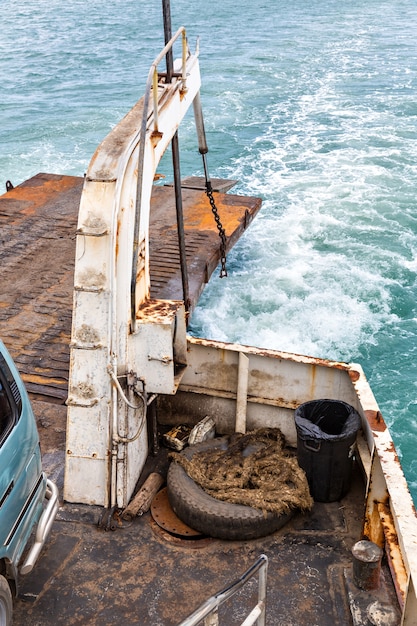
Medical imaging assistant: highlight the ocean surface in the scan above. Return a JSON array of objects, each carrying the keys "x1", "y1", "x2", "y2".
[{"x1": 1, "y1": 0, "x2": 417, "y2": 503}]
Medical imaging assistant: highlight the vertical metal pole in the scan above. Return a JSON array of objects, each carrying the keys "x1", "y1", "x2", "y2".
[
  {"x1": 162, "y1": 0, "x2": 190, "y2": 311},
  {"x1": 171, "y1": 134, "x2": 190, "y2": 310},
  {"x1": 193, "y1": 91, "x2": 209, "y2": 155},
  {"x1": 147, "y1": 398, "x2": 159, "y2": 457},
  {"x1": 162, "y1": 0, "x2": 174, "y2": 84},
  {"x1": 235, "y1": 352, "x2": 249, "y2": 434},
  {"x1": 257, "y1": 557, "x2": 268, "y2": 626}
]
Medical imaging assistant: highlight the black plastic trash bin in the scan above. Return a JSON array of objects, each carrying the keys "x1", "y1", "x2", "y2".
[{"x1": 295, "y1": 399, "x2": 361, "y2": 502}]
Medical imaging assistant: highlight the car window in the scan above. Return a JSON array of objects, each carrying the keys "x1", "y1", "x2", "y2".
[
  {"x1": 0, "y1": 353, "x2": 21, "y2": 446},
  {"x1": 0, "y1": 377, "x2": 15, "y2": 445}
]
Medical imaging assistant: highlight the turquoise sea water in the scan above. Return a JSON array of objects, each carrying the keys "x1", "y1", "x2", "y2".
[{"x1": 1, "y1": 0, "x2": 417, "y2": 503}]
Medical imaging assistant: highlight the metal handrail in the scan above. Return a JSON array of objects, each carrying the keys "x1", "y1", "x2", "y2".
[
  {"x1": 131, "y1": 27, "x2": 189, "y2": 331},
  {"x1": 177, "y1": 554, "x2": 268, "y2": 626}
]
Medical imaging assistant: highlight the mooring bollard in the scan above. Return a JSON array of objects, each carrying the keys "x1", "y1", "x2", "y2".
[{"x1": 351, "y1": 540, "x2": 383, "y2": 591}]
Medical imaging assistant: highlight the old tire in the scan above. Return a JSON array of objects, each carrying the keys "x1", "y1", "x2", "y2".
[
  {"x1": 167, "y1": 437, "x2": 293, "y2": 540},
  {"x1": 0, "y1": 576, "x2": 12, "y2": 626}
]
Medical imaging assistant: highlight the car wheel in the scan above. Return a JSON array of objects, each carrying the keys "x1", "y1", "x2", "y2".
[{"x1": 0, "y1": 575, "x2": 12, "y2": 626}]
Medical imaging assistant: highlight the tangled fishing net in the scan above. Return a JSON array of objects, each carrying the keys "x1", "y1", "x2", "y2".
[{"x1": 170, "y1": 428, "x2": 313, "y2": 516}]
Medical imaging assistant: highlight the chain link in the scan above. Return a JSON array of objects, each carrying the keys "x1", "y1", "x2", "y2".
[{"x1": 205, "y1": 181, "x2": 228, "y2": 278}]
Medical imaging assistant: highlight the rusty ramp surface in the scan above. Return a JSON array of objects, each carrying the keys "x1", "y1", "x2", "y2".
[
  {"x1": 0, "y1": 174, "x2": 81, "y2": 403},
  {"x1": 0, "y1": 173, "x2": 261, "y2": 403},
  {"x1": 149, "y1": 180, "x2": 261, "y2": 308}
]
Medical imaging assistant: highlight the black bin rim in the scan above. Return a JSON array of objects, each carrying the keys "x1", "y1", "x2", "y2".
[{"x1": 295, "y1": 398, "x2": 361, "y2": 442}]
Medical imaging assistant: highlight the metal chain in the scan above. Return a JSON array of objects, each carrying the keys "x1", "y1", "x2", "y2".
[
  {"x1": 205, "y1": 180, "x2": 228, "y2": 278},
  {"x1": 206, "y1": 183, "x2": 227, "y2": 277},
  {"x1": 200, "y1": 149, "x2": 227, "y2": 278}
]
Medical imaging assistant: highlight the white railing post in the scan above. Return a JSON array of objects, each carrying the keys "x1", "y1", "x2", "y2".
[
  {"x1": 204, "y1": 609, "x2": 219, "y2": 626},
  {"x1": 177, "y1": 554, "x2": 268, "y2": 626}
]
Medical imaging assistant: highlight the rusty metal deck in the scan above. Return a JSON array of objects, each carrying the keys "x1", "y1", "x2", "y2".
[
  {"x1": 10, "y1": 447, "x2": 399, "y2": 626},
  {"x1": 0, "y1": 173, "x2": 261, "y2": 403}
]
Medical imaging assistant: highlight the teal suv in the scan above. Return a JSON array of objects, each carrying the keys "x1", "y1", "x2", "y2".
[{"x1": 0, "y1": 340, "x2": 58, "y2": 625}]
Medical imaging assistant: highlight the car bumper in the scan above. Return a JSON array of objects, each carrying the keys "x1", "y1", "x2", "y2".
[{"x1": 20, "y1": 479, "x2": 59, "y2": 575}]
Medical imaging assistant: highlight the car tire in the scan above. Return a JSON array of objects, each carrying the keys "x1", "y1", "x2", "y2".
[
  {"x1": 0, "y1": 575, "x2": 12, "y2": 626},
  {"x1": 167, "y1": 437, "x2": 293, "y2": 541}
]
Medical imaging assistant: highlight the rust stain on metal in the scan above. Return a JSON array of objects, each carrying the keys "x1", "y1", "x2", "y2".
[
  {"x1": 364, "y1": 409, "x2": 387, "y2": 433},
  {"x1": 116, "y1": 216, "x2": 123, "y2": 257},
  {"x1": 150, "y1": 487, "x2": 204, "y2": 539},
  {"x1": 149, "y1": 516, "x2": 213, "y2": 550},
  {"x1": 275, "y1": 397, "x2": 299, "y2": 409},
  {"x1": 378, "y1": 501, "x2": 407, "y2": 607},
  {"x1": 308, "y1": 356, "x2": 348, "y2": 370},
  {"x1": 363, "y1": 496, "x2": 388, "y2": 548},
  {"x1": 384, "y1": 440, "x2": 401, "y2": 463},
  {"x1": 150, "y1": 130, "x2": 163, "y2": 147},
  {"x1": 309, "y1": 364, "x2": 317, "y2": 398},
  {"x1": 253, "y1": 348, "x2": 349, "y2": 372},
  {"x1": 1, "y1": 174, "x2": 83, "y2": 216},
  {"x1": 348, "y1": 368, "x2": 361, "y2": 382},
  {"x1": 136, "y1": 298, "x2": 180, "y2": 323},
  {"x1": 190, "y1": 337, "x2": 351, "y2": 373},
  {"x1": 23, "y1": 373, "x2": 67, "y2": 386}
]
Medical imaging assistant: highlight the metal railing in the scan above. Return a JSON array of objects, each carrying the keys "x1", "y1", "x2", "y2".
[
  {"x1": 177, "y1": 554, "x2": 268, "y2": 626},
  {"x1": 131, "y1": 26, "x2": 191, "y2": 331}
]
